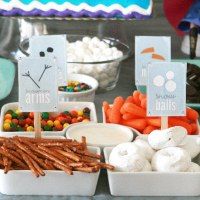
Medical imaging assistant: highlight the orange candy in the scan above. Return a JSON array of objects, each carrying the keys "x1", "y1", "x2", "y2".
[{"x1": 4, "y1": 114, "x2": 12, "y2": 120}]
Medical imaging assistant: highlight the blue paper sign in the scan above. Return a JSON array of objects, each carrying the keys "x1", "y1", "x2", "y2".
[
  {"x1": 18, "y1": 57, "x2": 58, "y2": 112},
  {"x1": 30, "y1": 35, "x2": 67, "y2": 86},
  {"x1": 147, "y1": 62, "x2": 186, "y2": 116},
  {"x1": 135, "y1": 36, "x2": 171, "y2": 86}
]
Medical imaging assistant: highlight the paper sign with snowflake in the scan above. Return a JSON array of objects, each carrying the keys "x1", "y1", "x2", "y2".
[
  {"x1": 18, "y1": 57, "x2": 58, "y2": 112},
  {"x1": 29, "y1": 35, "x2": 67, "y2": 86},
  {"x1": 135, "y1": 36, "x2": 171, "y2": 86},
  {"x1": 147, "y1": 62, "x2": 186, "y2": 116}
]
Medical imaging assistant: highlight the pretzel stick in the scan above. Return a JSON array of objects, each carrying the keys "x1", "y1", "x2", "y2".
[
  {"x1": 3, "y1": 156, "x2": 9, "y2": 173},
  {"x1": 52, "y1": 162, "x2": 73, "y2": 175},
  {"x1": 17, "y1": 137, "x2": 72, "y2": 143},
  {"x1": 23, "y1": 142, "x2": 72, "y2": 173},
  {"x1": 55, "y1": 149, "x2": 80, "y2": 162},
  {"x1": 81, "y1": 136, "x2": 87, "y2": 150},
  {"x1": 74, "y1": 166, "x2": 99, "y2": 173},
  {"x1": 68, "y1": 162, "x2": 84, "y2": 167},
  {"x1": 29, "y1": 157, "x2": 45, "y2": 176},
  {"x1": 8, "y1": 150, "x2": 22, "y2": 160},
  {"x1": 44, "y1": 160, "x2": 55, "y2": 170},
  {"x1": 98, "y1": 162, "x2": 115, "y2": 170},
  {"x1": 12, "y1": 139, "x2": 50, "y2": 170},
  {"x1": 17, "y1": 149, "x2": 39, "y2": 177},
  {"x1": 0, "y1": 148, "x2": 27, "y2": 169},
  {"x1": 40, "y1": 142, "x2": 65, "y2": 147},
  {"x1": 37, "y1": 145, "x2": 71, "y2": 165},
  {"x1": 71, "y1": 148, "x2": 102, "y2": 159}
]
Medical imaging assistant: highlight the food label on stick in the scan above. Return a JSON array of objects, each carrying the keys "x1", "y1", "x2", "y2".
[
  {"x1": 18, "y1": 57, "x2": 58, "y2": 112},
  {"x1": 135, "y1": 36, "x2": 171, "y2": 86},
  {"x1": 30, "y1": 35, "x2": 67, "y2": 86},
  {"x1": 147, "y1": 62, "x2": 186, "y2": 116}
]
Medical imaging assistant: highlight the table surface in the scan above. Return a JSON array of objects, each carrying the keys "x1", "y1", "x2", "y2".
[{"x1": 0, "y1": 2, "x2": 199, "y2": 199}]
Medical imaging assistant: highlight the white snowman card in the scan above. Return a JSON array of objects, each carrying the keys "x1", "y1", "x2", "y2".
[
  {"x1": 147, "y1": 62, "x2": 186, "y2": 116},
  {"x1": 29, "y1": 35, "x2": 67, "y2": 86},
  {"x1": 18, "y1": 57, "x2": 58, "y2": 112},
  {"x1": 135, "y1": 36, "x2": 171, "y2": 86}
]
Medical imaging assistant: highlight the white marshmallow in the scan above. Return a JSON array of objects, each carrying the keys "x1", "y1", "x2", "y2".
[
  {"x1": 109, "y1": 143, "x2": 152, "y2": 172},
  {"x1": 187, "y1": 162, "x2": 200, "y2": 172},
  {"x1": 179, "y1": 136, "x2": 200, "y2": 159},
  {"x1": 151, "y1": 147, "x2": 191, "y2": 172},
  {"x1": 134, "y1": 139, "x2": 155, "y2": 161},
  {"x1": 148, "y1": 126, "x2": 187, "y2": 150},
  {"x1": 82, "y1": 36, "x2": 92, "y2": 44}
]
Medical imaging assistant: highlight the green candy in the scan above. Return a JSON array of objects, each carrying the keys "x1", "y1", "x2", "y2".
[
  {"x1": 11, "y1": 112, "x2": 18, "y2": 119},
  {"x1": 44, "y1": 125, "x2": 52, "y2": 131},
  {"x1": 17, "y1": 126, "x2": 24, "y2": 132},
  {"x1": 6, "y1": 110, "x2": 14, "y2": 115},
  {"x1": 42, "y1": 112, "x2": 49, "y2": 120},
  {"x1": 63, "y1": 111, "x2": 70, "y2": 116},
  {"x1": 10, "y1": 122, "x2": 17, "y2": 131}
]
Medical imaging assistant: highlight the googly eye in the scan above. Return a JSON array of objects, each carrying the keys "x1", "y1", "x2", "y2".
[
  {"x1": 39, "y1": 51, "x2": 45, "y2": 57},
  {"x1": 47, "y1": 47, "x2": 53, "y2": 53}
]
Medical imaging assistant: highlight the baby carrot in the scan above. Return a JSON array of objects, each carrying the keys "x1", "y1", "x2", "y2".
[
  {"x1": 109, "y1": 96, "x2": 124, "y2": 124},
  {"x1": 123, "y1": 103, "x2": 146, "y2": 118},
  {"x1": 103, "y1": 101, "x2": 110, "y2": 113},
  {"x1": 120, "y1": 106, "x2": 126, "y2": 115},
  {"x1": 146, "y1": 117, "x2": 161, "y2": 127},
  {"x1": 122, "y1": 119, "x2": 147, "y2": 132},
  {"x1": 168, "y1": 118, "x2": 192, "y2": 134},
  {"x1": 141, "y1": 98, "x2": 147, "y2": 109},
  {"x1": 139, "y1": 93, "x2": 146, "y2": 101},
  {"x1": 143, "y1": 125, "x2": 157, "y2": 134},
  {"x1": 190, "y1": 123, "x2": 198, "y2": 135},
  {"x1": 186, "y1": 108, "x2": 199, "y2": 121},
  {"x1": 132, "y1": 91, "x2": 141, "y2": 106},
  {"x1": 125, "y1": 96, "x2": 134, "y2": 104},
  {"x1": 106, "y1": 108, "x2": 111, "y2": 123},
  {"x1": 122, "y1": 113, "x2": 138, "y2": 120}
]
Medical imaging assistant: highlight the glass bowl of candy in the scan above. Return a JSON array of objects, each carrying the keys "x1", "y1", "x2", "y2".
[
  {"x1": 19, "y1": 34, "x2": 131, "y2": 92},
  {"x1": 58, "y1": 73, "x2": 98, "y2": 102}
]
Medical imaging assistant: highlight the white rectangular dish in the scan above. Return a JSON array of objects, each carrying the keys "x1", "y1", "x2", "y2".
[
  {"x1": 0, "y1": 102, "x2": 97, "y2": 137},
  {"x1": 104, "y1": 147, "x2": 200, "y2": 196},
  {"x1": 0, "y1": 145, "x2": 100, "y2": 196}
]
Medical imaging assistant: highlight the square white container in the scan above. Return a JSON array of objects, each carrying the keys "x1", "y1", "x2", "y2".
[
  {"x1": 0, "y1": 146, "x2": 100, "y2": 196},
  {"x1": 0, "y1": 102, "x2": 97, "y2": 137},
  {"x1": 104, "y1": 147, "x2": 200, "y2": 196}
]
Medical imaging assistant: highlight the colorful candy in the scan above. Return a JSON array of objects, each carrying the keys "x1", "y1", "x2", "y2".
[
  {"x1": 3, "y1": 107, "x2": 91, "y2": 132},
  {"x1": 103, "y1": 90, "x2": 199, "y2": 135},
  {"x1": 58, "y1": 81, "x2": 91, "y2": 93}
]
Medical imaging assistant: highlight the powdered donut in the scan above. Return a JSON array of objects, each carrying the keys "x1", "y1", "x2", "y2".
[
  {"x1": 109, "y1": 142, "x2": 152, "y2": 172},
  {"x1": 151, "y1": 147, "x2": 191, "y2": 172},
  {"x1": 187, "y1": 162, "x2": 200, "y2": 172},
  {"x1": 148, "y1": 126, "x2": 187, "y2": 150},
  {"x1": 179, "y1": 136, "x2": 200, "y2": 159},
  {"x1": 134, "y1": 139, "x2": 155, "y2": 161}
]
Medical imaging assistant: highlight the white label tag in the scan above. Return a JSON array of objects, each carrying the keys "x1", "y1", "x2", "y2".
[
  {"x1": 18, "y1": 57, "x2": 58, "y2": 112},
  {"x1": 30, "y1": 34, "x2": 67, "y2": 86},
  {"x1": 147, "y1": 62, "x2": 186, "y2": 116}
]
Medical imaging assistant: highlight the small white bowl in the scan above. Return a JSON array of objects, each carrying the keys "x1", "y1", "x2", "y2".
[
  {"x1": 58, "y1": 73, "x2": 98, "y2": 102},
  {"x1": 66, "y1": 122, "x2": 134, "y2": 148}
]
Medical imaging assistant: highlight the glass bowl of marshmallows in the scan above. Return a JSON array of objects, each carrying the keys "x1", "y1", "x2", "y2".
[{"x1": 19, "y1": 34, "x2": 131, "y2": 92}]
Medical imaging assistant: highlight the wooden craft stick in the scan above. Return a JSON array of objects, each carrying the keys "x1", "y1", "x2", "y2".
[
  {"x1": 161, "y1": 116, "x2": 168, "y2": 130},
  {"x1": 34, "y1": 112, "x2": 41, "y2": 138}
]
